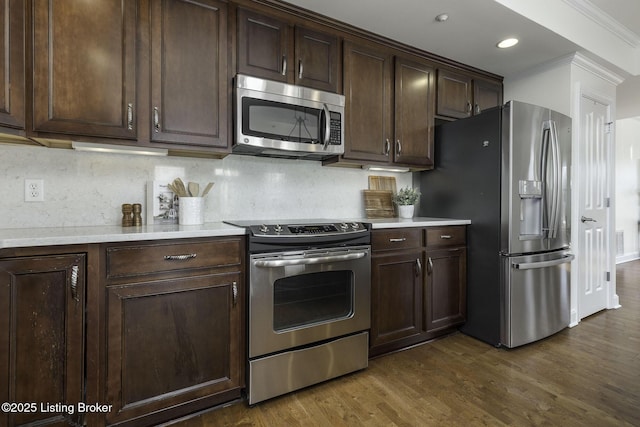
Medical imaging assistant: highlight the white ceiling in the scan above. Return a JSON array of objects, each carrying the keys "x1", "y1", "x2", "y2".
[{"x1": 283, "y1": 0, "x2": 640, "y2": 78}]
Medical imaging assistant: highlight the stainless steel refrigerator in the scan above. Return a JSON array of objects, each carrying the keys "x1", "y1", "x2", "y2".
[{"x1": 421, "y1": 101, "x2": 573, "y2": 348}]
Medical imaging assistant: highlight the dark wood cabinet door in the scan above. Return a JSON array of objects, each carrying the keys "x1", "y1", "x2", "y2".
[
  {"x1": 394, "y1": 57, "x2": 435, "y2": 167},
  {"x1": 150, "y1": 0, "x2": 228, "y2": 148},
  {"x1": 343, "y1": 41, "x2": 393, "y2": 163},
  {"x1": 237, "y1": 8, "x2": 291, "y2": 83},
  {"x1": 105, "y1": 273, "x2": 242, "y2": 425},
  {"x1": 436, "y1": 69, "x2": 472, "y2": 119},
  {"x1": 425, "y1": 247, "x2": 467, "y2": 333},
  {"x1": 294, "y1": 26, "x2": 339, "y2": 92},
  {"x1": 31, "y1": 0, "x2": 136, "y2": 139},
  {"x1": 473, "y1": 78, "x2": 503, "y2": 115},
  {"x1": 0, "y1": 0, "x2": 24, "y2": 130},
  {"x1": 0, "y1": 254, "x2": 85, "y2": 427},
  {"x1": 370, "y1": 250, "x2": 424, "y2": 350}
]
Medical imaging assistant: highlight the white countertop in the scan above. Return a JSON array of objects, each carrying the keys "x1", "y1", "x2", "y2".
[
  {"x1": 0, "y1": 217, "x2": 470, "y2": 249},
  {"x1": 0, "y1": 222, "x2": 246, "y2": 249},
  {"x1": 364, "y1": 217, "x2": 471, "y2": 229}
]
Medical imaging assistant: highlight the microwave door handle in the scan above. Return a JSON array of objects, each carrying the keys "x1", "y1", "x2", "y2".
[{"x1": 322, "y1": 103, "x2": 331, "y2": 149}]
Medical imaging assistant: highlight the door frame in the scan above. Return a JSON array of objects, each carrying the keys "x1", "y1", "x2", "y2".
[{"x1": 570, "y1": 82, "x2": 620, "y2": 326}]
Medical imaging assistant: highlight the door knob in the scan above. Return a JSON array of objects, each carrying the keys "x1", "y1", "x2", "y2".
[{"x1": 581, "y1": 215, "x2": 596, "y2": 223}]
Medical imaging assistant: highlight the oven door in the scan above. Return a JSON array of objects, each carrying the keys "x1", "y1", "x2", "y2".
[{"x1": 249, "y1": 245, "x2": 371, "y2": 358}]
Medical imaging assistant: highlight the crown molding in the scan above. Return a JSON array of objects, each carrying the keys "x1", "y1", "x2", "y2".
[
  {"x1": 562, "y1": 0, "x2": 640, "y2": 48},
  {"x1": 571, "y1": 52, "x2": 626, "y2": 85}
]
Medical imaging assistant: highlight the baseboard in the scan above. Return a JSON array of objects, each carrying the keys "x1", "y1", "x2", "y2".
[{"x1": 616, "y1": 252, "x2": 639, "y2": 264}]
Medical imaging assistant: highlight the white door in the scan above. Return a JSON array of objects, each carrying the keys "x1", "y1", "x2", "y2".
[{"x1": 577, "y1": 94, "x2": 611, "y2": 318}]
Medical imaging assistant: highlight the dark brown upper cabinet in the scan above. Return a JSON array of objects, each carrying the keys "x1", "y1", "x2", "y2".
[
  {"x1": 437, "y1": 68, "x2": 503, "y2": 119},
  {"x1": 237, "y1": 8, "x2": 339, "y2": 92},
  {"x1": 31, "y1": 0, "x2": 137, "y2": 139},
  {"x1": 148, "y1": 0, "x2": 228, "y2": 149},
  {"x1": 0, "y1": 0, "x2": 25, "y2": 132},
  {"x1": 341, "y1": 40, "x2": 435, "y2": 169}
]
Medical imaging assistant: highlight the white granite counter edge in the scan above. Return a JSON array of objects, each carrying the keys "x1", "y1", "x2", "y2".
[
  {"x1": 364, "y1": 217, "x2": 471, "y2": 229},
  {"x1": 0, "y1": 217, "x2": 470, "y2": 249},
  {"x1": 0, "y1": 222, "x2": 247, "y2": 249}
]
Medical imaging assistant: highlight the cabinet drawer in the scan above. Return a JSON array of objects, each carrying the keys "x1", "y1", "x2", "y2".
[
  {"x1": 425, "y1": 226, "x2": 466, "y2": 247},
  {"x1": 106, "y1": 238, "x2": 242, "y2": 279},
  {"x1": 372, "y1": 228, "x2": 423, "y2": 251}
]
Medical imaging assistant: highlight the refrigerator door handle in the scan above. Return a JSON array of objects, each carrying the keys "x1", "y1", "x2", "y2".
[
  {"x1": 541, "y1": 120, "x2": 562, "y2": 239},
  {"x1": 512, "y1": 254, "x2": 574, "y2": 270}
]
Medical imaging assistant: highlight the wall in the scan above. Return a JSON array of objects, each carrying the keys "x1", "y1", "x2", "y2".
[
  {"x1": 0, "y1": 143, "x2": 412, "y2": 229},
  {"x1": 615, "y1": 118, "x2": 640, "y2": 261},
  {"x1": 614, "y1": 75, "x2": 640, "y2": 262}
]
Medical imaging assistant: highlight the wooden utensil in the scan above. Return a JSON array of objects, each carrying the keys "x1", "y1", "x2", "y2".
[
  {"x1": 173, "y1": 178, "x2": 188, "y2": 197},
  {"x1": 201, "y1": 182, "x2": 215, "y2": 197},
  {"x1": 188, "y1": 182, "x2": 200, "y2": 197}
]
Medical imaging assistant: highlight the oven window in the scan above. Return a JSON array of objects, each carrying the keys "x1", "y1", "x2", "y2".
[
  {"x1": 242, "y1": 98, "x2": 321, "y2": 143},
  {"x1": 273, "y1": 270, "x2": 353, "y2": 331}
]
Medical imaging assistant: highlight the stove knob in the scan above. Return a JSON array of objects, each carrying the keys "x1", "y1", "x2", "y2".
[
  {"x1": 340, "y1": 222, "x2": 349, "y2": 230},
  {"x1": 351, "y1": 222, "x2": 360, "y2": 229},
  {"x1": 274, "y1": 224, "x2": 283, "y2": 233},
  {"x1": 259, "y1": 224, "x2": 269, "y2": 233}
]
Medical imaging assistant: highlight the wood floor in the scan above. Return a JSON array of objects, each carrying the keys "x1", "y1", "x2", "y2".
[{"x1": 168, "y1": 261, "x2": 640, "y2": 426}]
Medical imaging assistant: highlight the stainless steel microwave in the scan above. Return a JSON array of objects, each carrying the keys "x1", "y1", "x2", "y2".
[{"x1": 234, "y1": 74, "x2": 345, "y2": 160}]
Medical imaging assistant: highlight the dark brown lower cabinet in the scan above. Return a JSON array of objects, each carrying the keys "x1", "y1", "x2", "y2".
[
  {"x1": 105, "y1": 273, "x2": 242, "y2": 426},
  {"x1": 370, "y1": 250, "x2": 424, "y2": 353},
  {"x1": 0, "y1": 253, "x2": 86, "y2": 427},
  {"x1": 101, "y1": 237, "x2": 245, "y2": 426},
  {"x1": 425, "y1": 246, "x2": 467, "y2": 334},
  {"x1": 370, "y1": 226, "x2": 467, "y2": 357}
]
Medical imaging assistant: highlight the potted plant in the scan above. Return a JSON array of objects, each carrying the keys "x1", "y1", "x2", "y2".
[{"x1": 392, "y1": 187, "x2": 420, "y2": 218}]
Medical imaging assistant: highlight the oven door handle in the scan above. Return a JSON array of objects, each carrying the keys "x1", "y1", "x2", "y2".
[{"x1": 254, "y1": 250, "x2": 367, "y2": 268}]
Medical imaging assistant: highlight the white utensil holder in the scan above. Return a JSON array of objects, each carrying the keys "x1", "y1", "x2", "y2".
[{"x1": 179, "y1": 197, "x2": 204, "y2": 225}]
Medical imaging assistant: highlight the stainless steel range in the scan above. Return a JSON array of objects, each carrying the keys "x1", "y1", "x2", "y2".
[{"x1": 224, "y1": 220, "x2": 371, "y2": 405}]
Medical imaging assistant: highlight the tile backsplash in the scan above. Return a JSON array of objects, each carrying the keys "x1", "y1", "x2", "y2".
[{"x1": 1, "y1": 144, "x2": 413, "y2": 229}]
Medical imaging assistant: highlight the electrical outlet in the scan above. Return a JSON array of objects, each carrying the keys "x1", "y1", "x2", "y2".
[{"x1": 25, "y1": 179, "x2": 44, "y2": 202}]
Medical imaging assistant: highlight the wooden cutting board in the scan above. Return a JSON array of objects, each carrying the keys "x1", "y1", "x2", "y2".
[
  {"x1": 363, "y1": 190, "x2": 394, "y2": 218},
  {"x1": 368, "y1": 176, "x2": 397, "y2": 193}
]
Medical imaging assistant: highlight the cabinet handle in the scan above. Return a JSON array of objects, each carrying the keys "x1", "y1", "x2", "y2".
[
  {"x1": 396, "y1": 139, "x2": 402, "y2": 155},
  {"x1": 127, "y1": 103, "x2": 134, "y2": 130},
  {"x1": 466, "y1": 101, "x2": 472, "y2": 115},
  {"x1": 440, "y1": 235, "x2": 452, "y2": 239},
  {"x1": 415, "y1": 258, "x2": 422, "y2": 277},
  {"x1": 153, "y1": 107, "x2": 160, "y2": 133},
  {"x1": 281, "y1": 55, "x2": 287, "y2": 76},
  {"x1": 298, "y1": 60, "x2": 303, "y2": 79},
  {"x1": 475, "y1": 103, "x2": 481, "y2": 114},
  {"x1": 70, "y1": 265, "x2": 80, "y2": 302},
  {"x1": 384, "y1": 139, "x2": 391, "y2": 156},
  {"x1": 232, "y1": 281, "x2": 238, "y2": 306},
  {"x1": 163, "y1": 253, "x2": 197, "y2": 261},
  {"x1": 427, "y1": 257, "x2": 433, "y2": 275},
  {"x1": 389, "y1": 238, "x2": 407, "y2": 243}
]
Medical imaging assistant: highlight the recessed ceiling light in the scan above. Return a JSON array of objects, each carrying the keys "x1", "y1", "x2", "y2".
[
  {"x1": 435, "y1": 13, "x2": 449, "y2": 22},
  {"x1": 497, "y1": 38, "x2": 519, "y2": 49}
]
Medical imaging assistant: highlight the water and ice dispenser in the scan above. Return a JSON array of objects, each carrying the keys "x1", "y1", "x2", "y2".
[{"x1": 519, "y1": 180, "x2": 543, "y2": 238}]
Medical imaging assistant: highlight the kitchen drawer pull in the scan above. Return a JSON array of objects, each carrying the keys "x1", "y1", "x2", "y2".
[
  {"x1": 70, "y1": 265, "x2": 80, "y2": 302},
  {"x1": 232, "y1": 281, "x2": 238, "y2": 306},
  {"x1": 440, "y1": 235, "x2": 452, "y2": 239},
  {"x1": 389, "y1": 238, "x2": 407, "y2": 243},
  {"x1": 163, "y1": 253, "x2": 197, "y2": 261}
]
